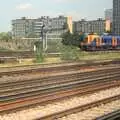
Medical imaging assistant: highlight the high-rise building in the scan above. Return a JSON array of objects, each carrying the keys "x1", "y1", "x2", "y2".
[
  {"x1": 113, "y1": 0, "x2": 120, "y2": 35},
  {"x1": 105, "y1": 9, "x2": 113, "y2": 22}
]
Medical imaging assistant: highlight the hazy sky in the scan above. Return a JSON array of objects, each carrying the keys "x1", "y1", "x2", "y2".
[{"x1": 0, "y1": 0, "x2": 112, "y2": 32}]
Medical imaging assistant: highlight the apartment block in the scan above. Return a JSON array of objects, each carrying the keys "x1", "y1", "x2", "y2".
[
  {"x1": 73, "y1": 18, "x2": 105, "y2": 35},
  {"x1": 12, "y1": 16, "x2": 69, "y2": 39}
]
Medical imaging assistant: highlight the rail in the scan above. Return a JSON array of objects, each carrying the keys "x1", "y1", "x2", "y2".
[
  {"x1": 0, "y1": 60, "x2": 120, "y2": 77},
  {"x1": 35, "y1": 94, "x2": 120, "y2": 120},
  {"x1": 95, "y1": 109, "x2": 120, "y2": 120},
  {"x1": 0, "y1": 67, "x2": 120, "y2": 114}
]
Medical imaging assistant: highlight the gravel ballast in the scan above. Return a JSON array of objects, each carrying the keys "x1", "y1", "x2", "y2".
[{"x1": 0, "y1": 87, "x2": 120, "y2": 120}]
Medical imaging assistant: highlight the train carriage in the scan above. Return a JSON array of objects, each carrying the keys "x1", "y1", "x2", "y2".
[{"x1": 80, "y1": 34, "x2": 120, "y2": 51}]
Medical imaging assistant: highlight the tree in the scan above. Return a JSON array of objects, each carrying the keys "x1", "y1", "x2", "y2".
[
  {"x1": 34, "y1": 41, "x2": 44, "y2": 63},
  {"x1": 63, "y1": 23, "x2": 68, "y2": 30},
  {"x1": 72, "y1": 32, "x2": 81, "y2": 47},
  {"x1": 0, "y1": 32, "x2": 12, "y2": 41},
  {"x1": 60, "y1": 45, "x2": 80, "y2": 61},
  {"x1": 61, "y1": 31, "x2": 72, "y2": 45},
  {"x1": 61, "y1": 31, "x2": 85, "y2": 47}
]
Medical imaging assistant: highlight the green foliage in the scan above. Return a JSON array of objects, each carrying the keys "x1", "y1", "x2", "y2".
[
  {"x1": 18, "y1": 45, "x2": 22, "y2": 50},
  {"x1": 61, "y1": 31, "x2": 85, "y2": 47},
  {"x1": 34, "y1": 41, "x2": 44, "y2": 63},
  {"x1": 35, "y1": 51, "x2": 44, "y2": 63},
  {"x1": 46, "y1": 39, "x2": 62, "y2": 53},
  {"x1": 72, "y1": 32, "x2": 82, "y2": 47},
  {"x1": 60, "y1": 45, "x2": 80, "y2": 61},
  {"x1": 0, "y1": 32, "x2": 12, "y2": 41},
  {"x1": 61, "y1": 31, "x2": 72, "y2": 45},
  {"x1": 34, "y1": 41, "x2": 43, "y2": 49},
  {"x1": 0, "y1": 48, "x2": 10, "y2": 51},
  {"x1": 63, "y1": 23, "x2": 68, "y2": 30}
]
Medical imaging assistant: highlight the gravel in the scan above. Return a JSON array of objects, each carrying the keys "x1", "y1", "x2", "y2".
[
  {"x1": 59, "y1": 100, "x2": 120, "y2": 120},
  {"x1": 0, "y1": 61, "x2": 116, "y2": 72},
  {"x1": 0, "y1": 62, "x2": 85, "y2": 72},
  {"x1": 0, "y1": 68, "x2": 96, "y2": 83},
  {"x1": 1, "y1": 87, "x2": 120, "y2": 120},
  {"x1": 0, "y1": 64, "x2": 118, "y2": 84}
]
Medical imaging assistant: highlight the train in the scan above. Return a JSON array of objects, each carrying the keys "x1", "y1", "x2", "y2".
[{"x1": 80, "y1": 33, "x2": 120, "y2": 51}]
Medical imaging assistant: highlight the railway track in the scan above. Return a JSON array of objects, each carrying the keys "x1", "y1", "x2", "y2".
[
  {"x1": 0, "y1": 51, "x2": 62, "y2": 58},
  {"x1": 0, "y1": 51, "x2": 34, "y2": 58},
  {"x1": 35, "y1": 94, "x2": 120, "y2": 120},
  {"x1": 0, "y1": 51, "x2": 120, "y2": 58},
  {"x1": 0, "y1": 67, "x2": 120, "y2": 114},
  {"x1": 0, "y1": 62, "x2": 95, "y2": 77},
  {"x1": 1, "y1": 58, "x2": 120, "y2": 69},
  {"x1": 0, "y1": 67, "x2": 120, "y2": 95},
  {"x1": 1, "y1": 66, "x2": 119, "y2": 84},
  {"x1": 87, "y1": 50, "x2": 120, "y2": 53},
  {"x1": 95, "y1": 109, "x2": 120, "y2": 120},
  {"x1": 0, "y1": 59, "x2": 120, "y2": 77}
]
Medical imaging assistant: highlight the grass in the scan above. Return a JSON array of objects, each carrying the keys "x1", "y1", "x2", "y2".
[
  {"x1": 0, "y1": 48, "x2": 12, "y2": 51},
  {"x1": 0, "y1": 50, "x2": 120, "y2": 68},
  {"x1": 44, "y1": 57, "x2": 62, "y2": 63},
  {"x1": 59, "y1": 45, "x2": 120, "y2": 61},
  {"x1": 0, "y1": 57, "x2": 62, "y2": 68},
  {"x1": 0, "y1": 59, "x2": 34, "y2": 67},
  {"x1": 78, "y1": 51, "x2": 120, "y2": 61}
]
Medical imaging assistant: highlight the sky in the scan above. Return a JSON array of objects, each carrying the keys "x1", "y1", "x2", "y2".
[{"x1": 0, "y1": 0, "x2": 112, "y2": 32}]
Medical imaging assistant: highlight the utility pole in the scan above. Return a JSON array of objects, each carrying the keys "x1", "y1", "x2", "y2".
[
  {"x1": 45, "y1": 31, "x2": 48, "y2": 51},
  {"x1": 41, "y1": 24, "x2": 45, "y2": 50}
]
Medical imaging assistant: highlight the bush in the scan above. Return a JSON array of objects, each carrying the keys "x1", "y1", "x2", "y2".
[
  {"x1": 61, "y1": 31, "x2": 85, "y2": 47},
  {"x1": 60, "y1": 45, "x2": 80, "y2": 61},
  {"x1": 35, "y1": 51, "x2": 45, "y2": 63},
  {"x1": 34, "y1": 41, "x2": 45, "y2": 63}
]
